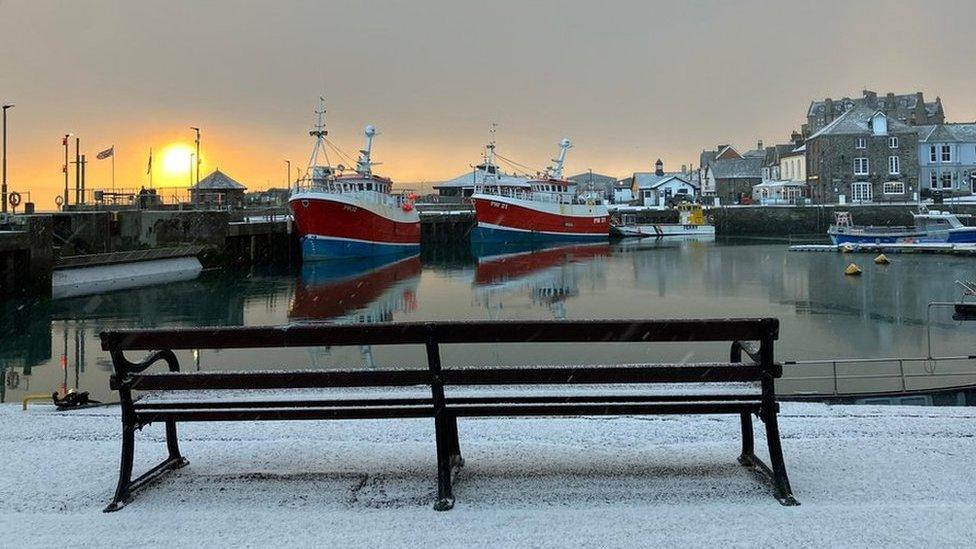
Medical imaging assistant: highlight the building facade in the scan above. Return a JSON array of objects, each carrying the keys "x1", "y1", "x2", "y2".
[
  {"x1": 633, "y1": 160, "x2": 699, "y2": 207},
  {"x1": 917, "y1": 124, "x2": 976, "y2": 196},
  {"x1": 806, "y1": 107, "x2": 918, "y2": 204}
]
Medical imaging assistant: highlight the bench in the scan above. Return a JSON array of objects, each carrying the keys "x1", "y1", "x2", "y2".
[{"x1": 100, "y1": 318, "x2": 798, "y2": 512}]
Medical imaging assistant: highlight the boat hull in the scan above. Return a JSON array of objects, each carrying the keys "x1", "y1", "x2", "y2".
[
  {"x1": 470, "y1": 194, "x2": 609, "y2": 244},
  {"x1": 610, "y1": 223, "x2": 715, "y2": 238},
  {"x1": 828, "y1": 227, "x2": 976, "y2": 245},
  {"x1": 289, "y1": 191, "x2": 420, "y2": 261}
]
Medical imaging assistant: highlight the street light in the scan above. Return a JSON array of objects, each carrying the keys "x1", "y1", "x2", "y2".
[
  {"x1": 190, "y1": 127, "x2": 201, "y2": 186},
  {"x1": 63, "y1": 133, "x2": 72, "y2": 210},
  {"x1": 2, "y1": 104, "x2": 13, "y2": 214},
  {"x1": 285, "y1": 159, "x2": 291, "y2": 189}
]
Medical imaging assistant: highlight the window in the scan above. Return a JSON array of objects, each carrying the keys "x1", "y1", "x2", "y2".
[
  {"x1": 930, "y1": 172, "x2": 938, "y2": 189},
  {"x1": 930, "y1": 145, "x2": 938, "y2": 162},
  {"x1": 888, "y1": 136, "x2": 899, "y2": 148},
  {"x1": 942, "y1": 172, "x2": 954, "y2": 189},
  {"x1": 883, "y1": 181, "x2": 905, "y2": 195},
  {"x1": 851, "y1": 182, "x2": 873, "y2": 202},
  {"x1": 853, "y1": 157, "x2": 869, "y2": 175},
  {"x1": 941, "y1": 145, "x2": 952, "y2": 162},
  {"x1": 888, "y1": 156, "x2": 900, "y2": 175},
  {"x1": 855, "y1": 137, "x2": 866, "y2": 149}
]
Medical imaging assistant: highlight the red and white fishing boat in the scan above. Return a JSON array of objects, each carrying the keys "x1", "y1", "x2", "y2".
[
  {"x1": 470, "y1": 130, "x2": 609, "y2": 244},
  {"x1": 289, "y1": 100, "x2": 420, "y2": 261}
]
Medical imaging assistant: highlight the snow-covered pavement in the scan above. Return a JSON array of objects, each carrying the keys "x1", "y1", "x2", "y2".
[{"x1": 3, "y1": 400, "x2": 975, "y2": 547}]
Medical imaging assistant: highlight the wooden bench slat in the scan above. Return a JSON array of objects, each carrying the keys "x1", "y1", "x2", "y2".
[
  {"x1": 138, "y1": 407, "x2": 436, "y2": 422},
  {"x1": 440, "y1": 364, "x2": 775, "y2": 384},
  {"x1": 100, "y1": 318, "x2": 778, "y2": 351},
  {"x1": 124, "y1": 370, "x2": 431, "y2": 391},
  {"x1": 134, "y1": 393, "x2": 764, "y2": 411},
  {"x1": 449, "y1": 402, "x2": 762, "y2": 417}
]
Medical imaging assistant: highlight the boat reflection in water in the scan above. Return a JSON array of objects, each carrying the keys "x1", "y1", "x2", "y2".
[
  {"x1": 471, "y1": 242, "x2": 610, "y2": 318},
  {"x1": 289, "y1": 253, "x2": 421, "y2": 366},
  {"x1": 612, "y1": 234, "x2": 715, "y2": 252}
]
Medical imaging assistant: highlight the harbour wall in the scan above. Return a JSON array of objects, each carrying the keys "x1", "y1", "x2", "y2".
[{"x1": 708, "y1": 204, "x2": 976, "y2": 238}]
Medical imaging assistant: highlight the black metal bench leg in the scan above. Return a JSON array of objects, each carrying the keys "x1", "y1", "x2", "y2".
[
  {"x1": 104, "y1": 425, "x2": 136, "y2": 512},
  {"x1": 446, "y1": 413, "x2": 464, "y2": 468},
  {"x1": 433, "y1": 414, "x2": 456, "y2": 511},
  {"x1": 762, "y1": 412, "x2": 799, "y2": 506},
  {"x1": 737, "y1": 412, "x2": 754, "y2": 466},
  {"x1": 165, "y1": 421, "x2": 190, "y2": 467}
]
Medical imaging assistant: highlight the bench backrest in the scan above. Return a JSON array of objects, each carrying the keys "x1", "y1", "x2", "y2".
[{"x1": 101, "y1": 318, "x2": 780, "y2": 390}]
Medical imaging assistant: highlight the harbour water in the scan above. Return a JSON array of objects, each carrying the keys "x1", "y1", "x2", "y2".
[{"x1": 3, "y1": 238, "x2": 976, "y2": 404}]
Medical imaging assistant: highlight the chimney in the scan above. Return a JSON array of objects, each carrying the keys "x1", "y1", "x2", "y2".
[
  {"x1": 791, "y1": 131, "x2": 802, "y2": 145},
  {"x1": 862, "y1": 90, "x2": 877, "y2": 107},
  {"x1": 681, "y1": 164, "x2": 687, "y2": 174},
  {"x1": 885, "y1": 92, "x2": 896, "y2": 110},
  {"x1": 655, "y1": 159, "x2": 664, "y2": 176},
  {"x1": 824, "y1": 98, "x2": 834, "y2": 123},
  {"x1": 914, "y1": 92, "x2": 926, "y2": 124},
  {"x1": 757, "y1": 139, "x2": 763, "y2": 151}
]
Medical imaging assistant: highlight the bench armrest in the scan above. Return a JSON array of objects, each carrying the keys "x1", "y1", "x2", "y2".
[{"x1": 109, "y1": 349, "x2": 181, "y2": 390}]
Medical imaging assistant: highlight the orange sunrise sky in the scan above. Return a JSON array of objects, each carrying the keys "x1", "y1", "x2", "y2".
[{"x1": 2, "y1": 0, "x2": 976, "y2": 210}]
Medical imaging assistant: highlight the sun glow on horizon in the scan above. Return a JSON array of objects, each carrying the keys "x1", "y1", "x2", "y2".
[{"x1": 161, "y1": 143, "x2": 196, "y2": 177}]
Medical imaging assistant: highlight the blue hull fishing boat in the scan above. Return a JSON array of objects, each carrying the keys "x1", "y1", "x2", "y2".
[{"x1": 828, "y1": 209, "x2": 976, "y2": 245}]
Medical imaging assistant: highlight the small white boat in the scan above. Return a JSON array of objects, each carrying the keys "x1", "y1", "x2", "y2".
[{"x1": 610, "y1": 203, "x2": 715, "y2": 238}]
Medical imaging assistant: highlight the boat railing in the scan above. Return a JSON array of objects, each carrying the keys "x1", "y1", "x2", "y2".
[{"x1": 293, "y1": 180, "x2": 410, "y2": 209}]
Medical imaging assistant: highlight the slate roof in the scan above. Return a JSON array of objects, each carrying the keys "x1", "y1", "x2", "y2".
[
  {"x1": 434, "y1": 165, "x2": 530, "y2": 189},
  {"x1": 708, "y1": 157, "x2": 763, "y2": 179},
  {"x1": 917, "y1": 123, "x2": 976, "y2": 143},
  {"x1": 633, "y1": 172, "x2": 699, "y2": 190},
  {"x1": 191, "y1": 169, "x2": 246, "y2": 190},
  {"x1": 806, "y1": 106, "x2": 917, "y2": 140},
  {"x1": 567, "y1": 172, "x2": 618, "y2": 193},
  {"x1": 808, "y1": 93, "x2": 939, "y2": 119}
]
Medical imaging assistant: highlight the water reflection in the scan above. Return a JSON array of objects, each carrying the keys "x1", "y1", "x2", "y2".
[
  {"x1": 3, "y1": 242, "x2": 976, "y2": 403},
  {"x1": 472, "y1": 242, "x2": 610, "y2": 319},
  {"x1": 290, "y1": 254, "x2": 421, "y2": 323}
]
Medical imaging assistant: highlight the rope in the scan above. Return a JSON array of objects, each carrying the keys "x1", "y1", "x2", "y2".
[
  {"x1": 324, "y1": 138, "x2": 358, "y2": 167},
  {"x1": 494, "y1": 151, "x2": 541, "y2": 176}
]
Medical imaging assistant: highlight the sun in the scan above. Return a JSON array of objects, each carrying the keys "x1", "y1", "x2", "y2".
[{"x1": 161, "y1": 143, "x2": 195, "y2": 177}]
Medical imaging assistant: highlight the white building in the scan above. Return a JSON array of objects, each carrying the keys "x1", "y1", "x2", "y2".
[
  {"x1": 633, "y1": 160, "x2": 699, "y2": 207},
  {"x1": 780, "y1": 145, "x2": 806, "y2": 183}
]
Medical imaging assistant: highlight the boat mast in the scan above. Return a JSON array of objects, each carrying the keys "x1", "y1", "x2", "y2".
[
  {"x1": 549, "y1": 138, "x2": 572, "y2": 180},
  {"x1": 356, "y1": 125, "x2": 376, "y2": 177},
  {"x1": 307, "y1": 97, "x2": 332, "y2": 180},
  {"x1": 482, "y1": 123, "x2": 499, "y2": 191}
]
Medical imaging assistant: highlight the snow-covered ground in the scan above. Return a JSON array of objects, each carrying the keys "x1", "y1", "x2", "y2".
[{"x1": 3, "y1": 399, "x2": 976, "y2": 547}]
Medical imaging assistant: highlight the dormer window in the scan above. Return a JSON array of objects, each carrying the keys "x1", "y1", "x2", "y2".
[{"x1": 855, "y1": 137, "x2": 866, "y2": 149}]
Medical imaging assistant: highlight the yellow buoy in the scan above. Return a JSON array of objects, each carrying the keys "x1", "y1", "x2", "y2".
[
  {"x1": 841, "y1": 244, "x2": 854, "y2": 253},
  {"x1": 845, "y1": 263, "x2": 862, "y2": 276},
  {"x1": 874, "y1": 254, "x2": 890, "y2": 264}
]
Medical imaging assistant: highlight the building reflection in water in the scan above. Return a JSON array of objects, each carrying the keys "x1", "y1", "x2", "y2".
[
  {"x1": 471, "y1": 242, "x2": 610, "y2": 319},
  {"x1": 289, "y1": 254, "x2": 422, "y2": 367}
]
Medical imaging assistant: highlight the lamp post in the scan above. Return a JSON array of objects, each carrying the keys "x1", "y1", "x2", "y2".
[
  {"x1": 63, "y1": 134, "x2": 71, "y2": 210},
  {"x1": 285, "y1": 159, "x2": 291, "y2": 189},
  {"x1": 190, "y1": 127, "x2": 201, "y2": 186},
  {"x1": 189, "y1": 153, "x2": 195, "y2": 187},
  {"x1": 2, "y1": 104, "x2": 13, "y2": 214}
]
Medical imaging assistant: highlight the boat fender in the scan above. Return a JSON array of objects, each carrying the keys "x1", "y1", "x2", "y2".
[
  {"x1": 874, "y1": 254, "x2": 890, "y2": 265},
  {"x1": 841, "y1": 244, "x2": 854, "y2": 253},
  {"x1": 844, "y1": 263, "x2": 862, "y2": 276},
  {"x1": 402, "y1": 203, "x2": 414, "y2": 212}
]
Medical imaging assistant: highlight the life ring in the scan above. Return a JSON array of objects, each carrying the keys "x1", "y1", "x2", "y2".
[{"x1": 9, "y1": 191, "x2": 21, "y2": 208}]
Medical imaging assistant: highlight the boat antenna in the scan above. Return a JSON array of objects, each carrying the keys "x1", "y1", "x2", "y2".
[
  {"x1": 548, "y1": 138, "x2": 572, "y2": 180},
  {"x1": 356, "y1": 125, "x2": 377, "y2": 177},
  {"x1": 307, "y1": 97, "x2": 332, "y2": 176}
]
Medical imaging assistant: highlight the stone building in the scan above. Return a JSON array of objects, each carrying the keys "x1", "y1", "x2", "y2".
[
  {"x1": 805, "y1": 106, "x2": 918, "y2": 204},
  {"x1": 566, "y1": 172, "x2": 618, "y2": 201},
  {"x1": 917, "y1": 124, "x2": 976, "y2": 196},
  {"x1": 804, "y1": 89, "x2": 944, "y2": 136}
]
